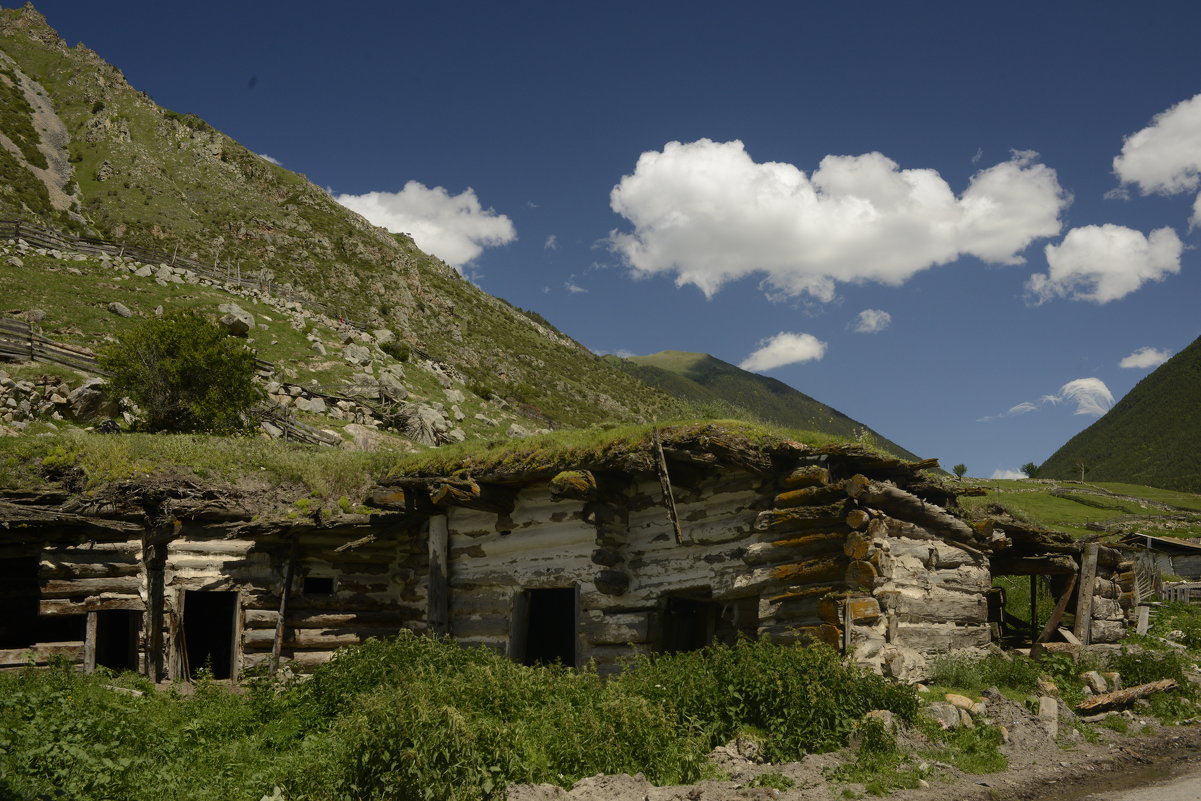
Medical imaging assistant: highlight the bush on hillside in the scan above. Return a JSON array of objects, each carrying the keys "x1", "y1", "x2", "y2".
[{"x1": 98, "y1": 311, "x2": 262, "y2": 434}]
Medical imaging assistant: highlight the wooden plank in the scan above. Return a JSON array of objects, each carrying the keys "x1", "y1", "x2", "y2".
[
  {"x1": 1030, "y1": 573, "x2": 1077, "y2": 660},
  {"x1": 84, "y1": 611, "x2": 98, "y2": 673},
  {"x1": 1072, "y1": 543, "x2": 1099, "y2": 647},
  {"x1": 652, "y1": 428, "x2": 683, "y2": 545}
]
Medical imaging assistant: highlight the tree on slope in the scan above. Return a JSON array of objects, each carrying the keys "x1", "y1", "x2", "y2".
[{"x1": 99, "y1": 311, "x2": 263, "y2": 434}]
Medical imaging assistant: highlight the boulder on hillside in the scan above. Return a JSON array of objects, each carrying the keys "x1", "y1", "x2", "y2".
[
  {"x1": 342, "y1": 343, "x2": 372, "y2": 366},
  {"x1": 107, "y1": 302, "x2": 133, "y2": 318},
  {"x1": 68, "y1": 377, "x2": 116, "y2": 421},
  {"x1": 217, "y1": 303, "x2": 254, "y2": 336}
]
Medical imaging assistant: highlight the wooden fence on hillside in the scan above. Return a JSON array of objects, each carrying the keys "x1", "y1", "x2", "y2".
[{"x1": 0, "y1": 218, "x2": 365, "y2": 329}]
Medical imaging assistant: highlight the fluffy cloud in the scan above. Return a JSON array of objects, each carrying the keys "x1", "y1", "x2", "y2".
[
  {"x1": 544, "y1": 234, "x2": 558, "y2": 250},
  {"x1": 980, "y1": 377, "x2": 1114, "y2": 421},
  {"x1": 739, "y1": 332, "x2": 827, "y2": 372},
  {"x1": 990, "y1": 469, "x2": 1026, "y2": 480},
  {"x1": 336, "y1": 181, "x2": 516, "y2": 268},
  {"x1": 1044, "y1": 378, "x2": 1115, "y2": 416},
  {"x1": 1027, "y1": 224, "x2": 1182, "y2": 304},
  {"x1": 853, "y1": 309, "x2": 892, "y2": 333},
  {"x1": 608, "y1": 140, "x2": 1068, "y2": 300},
  {"x1": 1119, "y1": 346, "x2": 1172, "y2": 369},
  {"x1": 1113, "y1": 93, "x2": 1201, "y2": 196},
  {"x1": 258, "y1": 153, "x2": 281, "y2": 166}
]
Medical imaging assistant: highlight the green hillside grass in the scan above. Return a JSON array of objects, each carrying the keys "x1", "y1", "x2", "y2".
[
  {"x1": 1039, "y1": 335, "x2": 1201, "y2": 493},
  {"x1": 614, "y1": 350, "x2": 921, "y2": 461},
  {"x1": 0, "y1": 5, "x2": 681, "y2": 431},
  {"x1": 957, "y1": 477, "x2": 1201, "y2": 539}
]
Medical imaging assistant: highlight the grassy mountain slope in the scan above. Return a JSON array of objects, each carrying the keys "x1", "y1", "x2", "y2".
[
  {"x1": 610, "y1": 350, "x2": 922, "y2": 461},
  {"x1": 1039, "y1": 335, "x2": 1201, "y2": 493},
  {"x1": 0, "y1": 4, "x2": 680, "y2": 429}
]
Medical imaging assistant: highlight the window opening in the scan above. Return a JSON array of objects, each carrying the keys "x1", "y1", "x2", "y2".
[
  {"x1": 302, "y1": 576, "x2": 335, "y2": 595},
  {"x1": 95, "y1": 610, "x2": 141, "y2": 672}
]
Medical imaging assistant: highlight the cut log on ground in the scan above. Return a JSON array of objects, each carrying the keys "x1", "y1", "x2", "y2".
[{"x1": 1075, "y1": 678, "x2": 1178, "y2": 713}]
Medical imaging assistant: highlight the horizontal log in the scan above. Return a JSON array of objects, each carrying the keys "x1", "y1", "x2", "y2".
[
  {"x1": 0, "y1": 642, "x2": 84, "y2": 667},
  {"x1": 39, "y1": 561, "x2": 141, "y2": 580},
  {"x1": 844, "y1": 475, "x2": 979, "y2": 545},
  {"x1": 772, "y1": 556, "x2": 846, "y2": 585},
  {"x1": 742, "y1": 533, "x2": 845, "y2": 566},
  {"x1": 779, "y1": 466, "x2": 831, "y2": 490},
  {"x1": 243, "y1": 609, "x2": 405, "y2": 629},
  {"x1": 1076, "y1": 679, "x2": 1177, "y2": 713},
  {"x1": 242, "y1": 627, "x2": 398, "y2": 650},
  {"x1": 990, "y1": 554, "x2": 1078, "y2": 576},
  {"x1": 773, "y1": 485, "x2": 845, "y2": 508},
  {"x1": 40, "y1": 597, "x2": 143, "y2": 615},
  {"x1": 549, "y1": 470, "x2": 598, "y2": 501},
  {"x1": 40, "y1": 577, "x2": 141, "y2": 598},
  {"x1": 754, "y1": 503, "x2": 848, "y2": 533}
]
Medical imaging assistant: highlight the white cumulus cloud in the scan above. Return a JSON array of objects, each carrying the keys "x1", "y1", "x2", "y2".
[
  {"x1": 258, "y1": 153, "x2": 281, "y2": 166},
  {"x1": 990, "y1": 469, "x2": 1026, "y2": 480},
  {"x1": 1113, "y1": 93, "x2": 1201, "y2": 196},
  {"x1": 853, "y1": 309, "x2": 892, "y2": 333},
  {"x1": 1027, "y1": 224, "x2": 1182, "y2": 304},
  {"x1": 608, "y1": 139, "x2": 1068, "y2": 300},
  {"x1": 544, "y1": 234, "x2": 558, "y2": 250},
  {"x1": 1119, "y1": 346, "x2": 1172, "y2": 369},
  {"x1": 336, "y1": 181, "x2": 516, "y2": 268},
  {"x1": 739, "y1": 332, "x2": 827, "y2": 372}
]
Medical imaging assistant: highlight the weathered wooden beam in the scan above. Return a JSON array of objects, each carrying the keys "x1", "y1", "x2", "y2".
[
  {"x1": 1076, "y1": 679, "x2": 1178, "y2": 713},
  {"x1": 1030, "y1": 573, "x2": 1077, "y2": 661},
  {"x1": 779, "y1": 465, "x2": 830, "y2": 490},
  {"x1": 774, "y1": 485, "x2": 845, "y2": 508},
  {"x1": 429, "y1": 481, "x2": 517, "y2": 514},
  {"x1": 754, "y1": 502, "x2": 847, "y2": 534},
  {"x1": 652, "y1": 428, "x2": 683, "y2": 545},
  {"x1": 549, "y1": 470, "x2": 598, "y2": 501},
  {"x1": 990, "y1": 554, "x2": 1079, "y2": 575},
  {"x1": 1073, "y1": 543, "x2": 1099, "y2": 647}
]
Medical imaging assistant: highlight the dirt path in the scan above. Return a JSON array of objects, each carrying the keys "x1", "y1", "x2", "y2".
[{"x1": 509, "y1": 721, "x2": 1201, "y2": 801}]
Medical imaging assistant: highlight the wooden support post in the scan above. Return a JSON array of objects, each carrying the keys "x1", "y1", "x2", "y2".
[
  {"x1": 269, "y1": 539, "x2": 298, "y2": 676},
  {"x1": 1029, "y1": 574, "x2": 1039, "y2": 647},
  {"x1": 84, "y1": 611, "x2": 98, "y2": 674},
  {"x1": 170, "y1": 243, "x2": 179, "y2": 266},
  {"x1": 1136, "y1": 605, "x2": 1150, "y2": 636},
  {"x1": 428, "y1": 516, "x2": 449, "y2": 636},
  {"x1": 142, "y1": 536, "x2": 168, "y2": 683},
  {"x1": 652, "y1": 428, "x2": 684, "y2": 544},
  {"x1": 1073, "y1": 543, "x2": 1100, "y2": 647},
  {"x1": 1030, "y1": 573, "x2": 1077, "y2": 661}
]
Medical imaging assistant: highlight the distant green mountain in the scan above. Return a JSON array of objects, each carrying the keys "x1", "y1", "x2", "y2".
[
  {"x1": 1040, "y1": 335, "x2": 1201, "y2": 493},
  {"x1": 608, "y1": 350, "x2": 922, "y2": 461}
]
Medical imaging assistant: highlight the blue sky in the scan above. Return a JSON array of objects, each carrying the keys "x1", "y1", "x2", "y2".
[{"x1": 26, "y1": 1, "x2": 1201, "y2": 477}]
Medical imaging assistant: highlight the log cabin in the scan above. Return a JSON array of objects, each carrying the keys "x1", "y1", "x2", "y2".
[{"x1": 0, "y1": 425, "x2": 1137, "y2": 682}]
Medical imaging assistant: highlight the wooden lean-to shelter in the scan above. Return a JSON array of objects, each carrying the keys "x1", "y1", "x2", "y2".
[{"x1": 0, "y1": 425, "x2": 1139, "y2": 681}]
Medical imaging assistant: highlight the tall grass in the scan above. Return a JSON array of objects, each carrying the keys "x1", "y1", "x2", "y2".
[{"x1": 0, "y1": 634, "x2": 920, "y2": 801}]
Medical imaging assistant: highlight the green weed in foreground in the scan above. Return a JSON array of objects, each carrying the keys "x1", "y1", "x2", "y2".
[{"x1": 0, "y1": 634, "x2": 919, "y2": 801}]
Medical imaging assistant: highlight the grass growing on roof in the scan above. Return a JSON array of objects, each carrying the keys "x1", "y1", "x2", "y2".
[{"x1": 389, "y1": 419, "x2": 854, "y2": 479}]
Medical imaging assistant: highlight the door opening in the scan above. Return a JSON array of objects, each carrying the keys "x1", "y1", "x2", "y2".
[
  {"x1": 659, "y1": 591, "x2": 758, "y2": 653},
  {"x1": 95, "y1": 610, "x2": 141, "y2": 672},
  {"x1": 513, "y1": 587, "x2": 577, "y2": 667},
  {"x1": 182, "y1": 591, "x2": 238, "y2": 680}
]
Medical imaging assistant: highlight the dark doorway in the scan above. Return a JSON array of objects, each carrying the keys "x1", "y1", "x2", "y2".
[
  {"x1": 0, "y1": 556, "x2": 40, "y2": 648},
  {"x1": 513, "y1": 587, "x2": 576, "y2": 667},
  {"x1": 95, "y1": 610, "x2": 141, "y2": 672},
  {"x1": 182, "y1": 591, "x2": 238, "y2": 680},
  {"x1": 659, "y1": 592, "x2": 758, "y2": 653}
]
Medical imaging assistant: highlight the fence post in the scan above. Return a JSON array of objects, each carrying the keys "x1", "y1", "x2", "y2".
[
  {"x1": 13, "y1": 220, "x2": 20, "y2": 241},
  {"x1": 170, "y1": 243, "x2": 178, "y2": 267}
]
